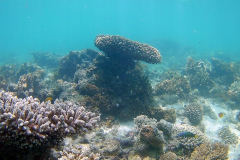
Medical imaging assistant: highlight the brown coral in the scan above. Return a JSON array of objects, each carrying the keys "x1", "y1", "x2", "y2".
[
  {"x1": 94, "y1": 34, "x2": 162, "y2": 64},
  {"x1": 186, "y1": 57, "x2": 214, "y2": 92},
  {"x1": 159, "y1": 152, "x2": 177, "y2": 160},
  {"x1": 184, "y1": 103, "x2": 203, "y2": 125},
  {"x1": 154, "y1": 76, "x2": 191, "y2": 98},
  {"x1": 140, "y1": 125, "x2": 165, "y2": 150},
  {"x1": 188, "y1": 142, "x2": 229, "y2": 160}
]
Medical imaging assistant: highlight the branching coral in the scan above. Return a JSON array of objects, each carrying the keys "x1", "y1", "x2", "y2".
[{"x1": 0, "y1": 91, "x2": 100, "y2": 158}]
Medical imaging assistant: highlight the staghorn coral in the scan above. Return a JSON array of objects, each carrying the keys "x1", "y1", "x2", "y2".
[
  {"x1": 0, "y1": 91, "x2": 100, "y2": 158},
  {"x1": 184, "y1": 103, "x2": 203, "y2": 125},
  {"x1": 217, "y1": 126, "x2": 238, "y2": 146},
  {"x1": 154, "y1": 75, "x2": 191, "y2": 98},
  {"x1": 94, "y1": 34, "x2": 162, "y2": 64},
  {"x1": 188, "y1": 141, "x2": 229, "y2": 160}
]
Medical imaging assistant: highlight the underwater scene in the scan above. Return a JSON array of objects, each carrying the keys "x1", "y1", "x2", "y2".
[{"x1": 0, "y1": 0, "x2": 240, "y2": 159}]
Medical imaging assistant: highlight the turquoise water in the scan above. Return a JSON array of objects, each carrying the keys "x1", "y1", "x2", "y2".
[{"x1": 1, "y1": 0, "x2": 240, "y2": 64}]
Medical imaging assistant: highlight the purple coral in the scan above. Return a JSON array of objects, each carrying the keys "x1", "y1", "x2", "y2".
[{"x1": 0, "y1": 91, "x2": 100, "y2": 150}]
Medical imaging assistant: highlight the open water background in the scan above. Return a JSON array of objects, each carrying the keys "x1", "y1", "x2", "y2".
[{"x1": 0, "y1": 0, "x2": 240, "y2": 64}]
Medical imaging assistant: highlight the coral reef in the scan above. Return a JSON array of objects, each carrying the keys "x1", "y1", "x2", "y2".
[
  {"x1": 159, "y1": 152, "x2": 177, "y2": 160},
  {"x1": 154, "y1": 75, "x2": 191, "y2": 98},
  {"x1": 82, "y1": 50, "x2": 154, "y2": 119},
  {"x1": 16, "y1": 62, "x2": 43, "y2": 81},
  {"x1": 48, "y1": 79, "x2": 81, "y2": 102},
  {"x1": 134, "y1": 115, "x2": 158, "y2": 132},
  {"x1": 94, "y1": 34, "x2": 162, "y2": 64},
  {"x1": 228, "y1": 81, "x2": 240, "y2": 106},
  {"x1": 140, "y1": 125, "x2": 165, "y2": 150},
  {"x1": 186, "y1": 57, "x2": 214, "y2": 92},
  {"x1": 217, "y1": 126, "x2": 238, "y2": 146},
  {"x1": 150, "y1": 107, "x2": 177, "y2": 123},
  {"x1": 8, "y1": 69, "x2": 46, "y2": 101},
  {"x1": 188, "y1": 141, "x2": 229, "y2": 160},
  {"x1": 0, "y1": 63, "x2": 42, "y2": 91},
  {"x1": 134, "y1": 115, "x2": 207, "y2": 157},
  {"x1": 210, "y1": 57, "x2": 240, "y2": 86},
  {"x1": 30, "y1": 52, "x2": 61, "y2": 68},
  {"x1": 0, "y1": 64, "x2": 17, "y2": 82},
  {"x1": 58, "y1": 143, "x2": 100, "y2": 160},
  {"x1": 59, "y1": 49, "x2": 99, "y2": 80},
  {"x1": 202, "y1": 104, "x2": 218, "y2": 120},
  {"x1": 236, "y1": 111, "x2": 240, "y2": 122},
  {"x1": 184, "y1": 103, "x2": 203, "y2": 125},
  {"x1": 0, "y1": 91, "x2": 100, "y2": 159},
  {"x1": 158, "y1": 119, "x2": 207, "y2": 152},
  {"x1": 51, "y1": 122, "x2": 137, "y2": 160}
]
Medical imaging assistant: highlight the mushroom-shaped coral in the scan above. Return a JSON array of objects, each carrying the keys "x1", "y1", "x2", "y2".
[{"x1": 94, "y1": 34, "x2": 162, "y2": 64}]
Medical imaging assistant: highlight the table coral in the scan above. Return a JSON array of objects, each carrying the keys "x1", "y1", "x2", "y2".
[{"x1": 94, "y1": 34, "x2": 162, "y2": 64}]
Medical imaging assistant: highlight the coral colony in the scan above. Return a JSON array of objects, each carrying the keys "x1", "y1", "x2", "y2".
[{"x1": 0, "y1": 34, "x2": 239, "y2": 159}]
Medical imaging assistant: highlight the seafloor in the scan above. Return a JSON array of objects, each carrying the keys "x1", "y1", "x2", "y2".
[{"x1": 0, "y1": 35, "x2": 240, "y2": 160}]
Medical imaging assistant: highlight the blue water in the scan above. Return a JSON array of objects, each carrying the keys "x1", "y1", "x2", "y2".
[{"x1": 0, "y1": 0, "x2": 240, "y2": 64}]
